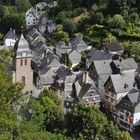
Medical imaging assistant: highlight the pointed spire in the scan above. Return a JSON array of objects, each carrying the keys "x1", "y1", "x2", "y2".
[{"x1": 17, "y1": 34, "x2": 30, "y2": 52}]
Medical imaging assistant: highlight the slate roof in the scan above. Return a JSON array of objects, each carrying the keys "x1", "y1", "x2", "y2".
[
  {"x1": 69, "y1": 35, "x2": 88, "y2": 53},
  {"x1": 88, "y1": 49, "x2": 113, "y2": 59},
  {"x1": 74, "y1": 72, "x2": 97, "y2": 99},
  {"x1": 112, "y1": 58, "x2": 138, "y2": 71},
  {"x1": 65, "y1": 75, "x2": 76, "y2": 84},
  {"x1": 87, "y1": 49, "x2": 113, "y2": 68},
  {"x1": 39, "y1": 51, "x2": 61, "y2": 74},
  {"x1": 40, "y1": 16, "x2": 47, "y2": 25},
  {"x1": 39, "y1": 24, "x2": 46, "y2": 34},
  {"x1": 47, "y1": 20, "x2": 57, "y2": 33},
  {"x1": 16, "y1": 34, "x2": 31, "y2": 58},
  {"x1": 56, "y1": 41, "x2": 72, "y2": 54},
  {"x1": 40, "y1": 67, "x2": 57, "y2": 85},
  {"x1": 26, "y1": 28, "x2": 45, "y2": 43},
  {"x1": 4, "y1": 28, "x2": 17, "y2": 40},
  {"x1": 56, "y1": 66, "x2": 73, "y2": 81},
  {"x1": 68, "y1": 50, "x2": 81, "y2": 65},
  {"x1": 110, "y1": 72, "x2": 136, "y2": 93},
  {"x1": 116, "y1": 89, "x2": 140, "y2": 113},
  {"x1": 93, "y1": 60, "x2": 112, "y2": 75},
  {"x1": 26, "y1": 8, "x2": 38, "y2": 19},
  {"x1": 103, "y1": 42, "x2": 123, "y2": 52},
  {"x1": 16, "y1": 35, "x2": 30, "y2": 52},
  {"x1": 30, "y1": 40, "x2": 46, "y2": 54}
]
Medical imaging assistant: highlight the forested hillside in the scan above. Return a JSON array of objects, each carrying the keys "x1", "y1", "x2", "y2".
[{"x1": 0, "y1": 0, "x2": 140, "y2": 60}]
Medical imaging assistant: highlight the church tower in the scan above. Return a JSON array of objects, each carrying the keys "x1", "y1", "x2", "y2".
[{"x1": 15, "y1": 34, "x2": 33, "y2": 92}]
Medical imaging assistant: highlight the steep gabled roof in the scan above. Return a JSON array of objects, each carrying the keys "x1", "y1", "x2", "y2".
[
  {"x1": 87, "y1": 49, "x2": 113, "y2": 68},
  {"x1": 103, "y1": 42, "x2": 123, "y2": 52},
  {"x1": 4, "y1": 28, "x2": 17, "y2": 40},
  {"x1": 69, "y1": 50, "x2": 81, "y2": 65},
  {"x1": 110, "y1": 72, "x2": 135, "y2": 93},
  {"x1": 116, "y1": 89, "x2": 140, "y2": 113},
  {"x1": 39, "y1": 51, "x2": 61, "y2": 74},
  {"x1": 69, "y1": 35, "x2": 88, "y2": 52},
  {"x1": 93, "y1": 60, "x2": 112, "y2": 75},
  {"x1": 112, "y1": 58, "x2": 138, "y2": 71}
]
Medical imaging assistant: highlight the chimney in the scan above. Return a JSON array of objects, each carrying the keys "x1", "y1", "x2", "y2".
[
  {"x1": 13, "y1": 29, "x2": 16, "y2": 33},
  {"x1": 84, "y1": 71, "x2": 89, "y2": 84}
]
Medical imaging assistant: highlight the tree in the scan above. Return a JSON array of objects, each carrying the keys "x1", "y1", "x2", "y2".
[
  {"x1": 58, "y1": 0, "x2": 72, "y2": 10},
  {"x1": 20, "y1": 97, "x2": 46, "y2": 133},
  {"x1": 66, "y1": 103, "x2": 132, "y2": 140},
  {"x1": 63, "y1": 19, "x2": 77, "y2": 36},
  {"x1": 90, "y1": 12, "x2": 104, "y2": 24},
  {"x1": 55, "y1": 12, "x2": 66, "y2": 24},
  {"x1": 129, "y1": 12, "x2": 139, "y2": 24},
  {"x1": 66, "y1": 103, "x2": 107, "y2": 139},
  {"x1": 109, "y1": 14, "x2": 125, "y2": 29},
  {"x1": 0, "y1": 59, "x2": 23, "y2": 138},
  {"x1": 0, "y1": 14, "x2": 24, "y2": 34},
  {"x1": 39, "y1": 89, "x2": 64, "y2": 132},
  {"x1": 15, "y1": 0, "x2": 31, "y2": 12},
  {"x1": 0, "y1": 5, "x2": 4, "y2": 21}
]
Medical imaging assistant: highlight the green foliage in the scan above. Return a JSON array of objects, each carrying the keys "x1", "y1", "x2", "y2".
[
  {"x1": 63, "y1": 19, "x2": 77, "y2": 36},
  {"x1": 90, "y1": 12, "x2": 104, "y2": 24},
  {"x1": 58, "y1": 0, "x2": 72, "y2": 10},
  {"x1": 55, "y1": 30, "x2": 69, "y2": 42},
  {"x1": 41, "y1": 91, "x2": 64, "y2": 132},
  {"x1": 55, "y1": 12, "x2": 66, "y2": 24},
  {"x1": 66, "y1": 103, "x2": 132, "y2": 140},
  {"x1": 0, "y1": 51, "x2": 23, "y2": 136},
  {"x1": 0, "y1": 5, "x2": 4, "y2": 20},
  {"x1": 15, "y1": 0, "x2": 31, "y2": 12},
  {"x1": 109, "y1": 14, "x2": 125, "y2": 29},
  {"x1": 0, "y1": 13, "x2": 24, "y2": 34}
]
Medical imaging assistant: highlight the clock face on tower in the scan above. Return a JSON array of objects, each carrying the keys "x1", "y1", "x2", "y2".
[{"x1": 22, "y1": 52, "x2": 26, "y2": 57}]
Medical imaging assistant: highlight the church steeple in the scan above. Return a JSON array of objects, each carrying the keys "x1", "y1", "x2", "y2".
[
  {"x1": 15, "y1": 34, "x2": 33, "y2": 92},
  {"x1": 16, "y1": 34, "x2": 32, "y2": 58}
]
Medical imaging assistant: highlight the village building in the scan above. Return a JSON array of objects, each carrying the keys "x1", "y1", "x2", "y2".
[
  {"x1": 86, "y1": 49, "x2": 114, "y2": 69},
  {"x1": 104, "y1": 72, "x2": 136, "y2": 112},
  {"x1": 115, "y1": 89, "x2": 140, "y2": 132},
  {"x1": 69, "y1": 35, "x2": 91, "y2": 53},
  {"x1": 13, "y1": 34, "x2": 33, "y2": 92},
  {"x1": 110, "y1": 58, "x2": 138, "y2": 74},
  {"x1": 26, "y1": 8, "x2": 39, "y2": 28},
  {"x1": 75, "y1": 71, "x2": 101, "y2": 107},
  {"x1": 88, "y1": 59, "x2": 112, "y2": 100},
  {"x1": 4, "y1": 28, "x2": 18, "y2": 48},
  {"x1": 102, "y1": 42, "x2": 124, "y2": 55}
]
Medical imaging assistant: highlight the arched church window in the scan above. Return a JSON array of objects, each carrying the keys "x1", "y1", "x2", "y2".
[
  {"x1": 25, "y1": 58, "x2": 27, "y2": 65},
  {"x1": 21, "y1": 76, "x2": 25, "y2": 85}
]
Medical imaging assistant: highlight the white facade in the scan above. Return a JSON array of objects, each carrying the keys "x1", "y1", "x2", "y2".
[
  {"x1": 26, "y1": 8, "x2": 38, "y2": 28},
  {"x1": 4, "y1": 28, "x2": 18, "y2": 47},
  {"x1": 133, "y1": 112, "x2": 140, "y2": 126},
  {"x1": 4, "y1": 38, "x2": 17, "y2": 47},
  {"x1": 26, "y1": 13, "x2": 36, "y2": 26},
  {"x1": 116, "y1": 109, "x2": 140, "y2": 132}
]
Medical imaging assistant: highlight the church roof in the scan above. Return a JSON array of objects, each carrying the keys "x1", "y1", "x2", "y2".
[
  {"x1": 16, "y1": 34, "x2": 31, "y2": 58},
  {"x1": 17, "y1": 34, "x2": 30, "y2": 52}
]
